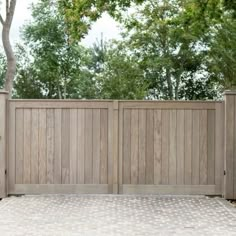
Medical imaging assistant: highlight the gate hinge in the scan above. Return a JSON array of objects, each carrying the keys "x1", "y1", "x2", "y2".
[{"x1": 224, "y1": 170, "x2": 226, "y2": 176}]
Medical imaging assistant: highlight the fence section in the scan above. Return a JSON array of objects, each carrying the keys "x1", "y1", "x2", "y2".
[
  {"x1": 118, "y1": 101, "x2": 224, "y2": 195},
  {"x1": 8, "y1": 100, "x2": 115, "y2": 194}
]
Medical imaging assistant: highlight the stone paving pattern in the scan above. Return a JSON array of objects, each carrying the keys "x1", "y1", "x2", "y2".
[{"x1": 0, "y1": 195, "x2": 236, "y2": 236}]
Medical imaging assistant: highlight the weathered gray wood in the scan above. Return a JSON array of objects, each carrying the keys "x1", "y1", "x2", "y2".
[
  {"x1": 131, "y1": 109, "x2": 139, "y2": 185},
  {"x1": 184, "y1": 110, "x2": 192, "y2": 185},
  {"x1": 0, "y1": 92, "x2": 8, "y2": 198},
  {"x1": 100, "y1": 109, "x2": 108, "y2": 184},
  {"x1": 207, "y1": 110, "x2": 215, "y2": 184},
  {"x1": 11, "y1": 184, "x2": 110, "y2": 194},
  {"x1": 92, "y1": 109, "x2": 101, "y2": 184},
  {"x1": 15, "y1": 109, "x2": 24, "y2": 184},
  {"x1": 77, "y1": 109, "x2": 85, "y2": 184},
  {"x1": 199, "y1": 110, "x2": 208, "y2": 185},
  {"x1": 224, "y1": 94, "x2": 235, "y2": 199},
  {"x1": 38, "y1": 109, "x2": 47, "y2": 184},
  {"x1": 23, "y1": 109, "x2": 31, "y2": 184},
  {"x1": 154, "y1": 110, "x2": 162, "y2": 185},
  {"x1": 31, "y1": 109, "x2": 39, "y2": 184},
  {"x1": 69, "y1": 109, "x2": 77, "y2": 184},
  {"x1": 123, "y1": 109, "x2": 131, "y2": 184},
  {"x1": 176, "y1": 110, "x2": 185, "y2": 185},
  {"x1": 121, "y1": 185, "x2": 220, "y2": 195},
  {"x1": 146, "y1": 109, "x2": 154, "y2": 184},
  {"x1": 192, "y1": 110, "x2": 200, "y2": 185},
  {"x1": 169, "y1": 110, "x2": 177, "y2": 185},
  {"x1": 138, "y1": 109, "x2": 146, "y2": 184},
  {"x1": 85, "y1": 109, "x2": 93, "y2": 184},
  {"x1": 46, "y1": 109, "x2": 54, "y2": 184},
  {"x1": 54, "y1": 109, "x2": 62, "y2": 184},
  {"x1": 61, "y1": 109, "x2": 70, "y2": 184},
  {"x1": 161, "y1": 110, "x2": 169, "y2": 184}
]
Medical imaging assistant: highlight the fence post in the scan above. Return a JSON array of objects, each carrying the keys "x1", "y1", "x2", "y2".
[
  {"x1": 0, "y1": 91, "x2": 8, "y2": 198},
  {"x1": 224, "y1": 90, "x2": 236, "y2": 200}
]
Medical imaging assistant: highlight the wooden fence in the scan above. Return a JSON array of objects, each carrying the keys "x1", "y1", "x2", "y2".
[{"x1": 0, "y1": 91, "x2": 235, "y2": 199}]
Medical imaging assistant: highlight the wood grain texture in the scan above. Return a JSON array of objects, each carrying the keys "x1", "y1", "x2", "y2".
[
  {"x1": 123, "y1": 109, "x2": 131, "y2": 184},
  {"x1": 15, "y1": 109, "x2": 24, "y2": 184},
  {"x1": 85, "y1": 109, "x2": 93, "y2": 184},
  {"x1": 46, "y1": 109, "x2": 54, "y2": 184},
  {"x1": 184, "y1": 110, "x2": 192, "y2": 185},
  {"x1": 61, "y1": 109, "x2": 70, "y2": 184},
  {"x1": 199, "y1": 110, "x2": 208, "y2": 185},
  {"x1": 70, "y1": 109, "x2": 77, "y2": 184},
  {"x1": 92, "y1": 109, "x2": 101, "y2": 184},
  {"x1": 77, "y1": 109, "x2": 85, "y2": 184},
  {"x1": 23, "y1": 109, "x2": 31, "y2": 184},
  {"x1": 169, "y1": 110, "x2": 177, "y2": 185},
  {"x1": 38, "y1": 109, "x2": 47, "y2": 184},
  {"x1": 176, "y1": 110, "x2": 185, "y2": 185},
  {"x1": 146, "y1": 110, "x2": 154, "y2": 184},
  {"x1": 154, "y1": 110, "x2": 162, "y2": 185},
  {"x1": 207, "y1": 110, "x2": 215, "y2": 185},
  {"x1": 54, "y1": 109, "x2": 62, "y2": 184},
  {"x1": 161, "y1": 110, "x2": 170, "y2": 184},
  {"x1": 31, "y1": 109, "x2": 39, "y2": 184},
  {"x1": 131, "y1": 109, "x2": 139, "y2": 185},
  {"x1": 100, "y1": 109, "x2": 108, "y2": 184},
  {"x1": 192, "y1": 110, "x2": 200, "y2": 185},
  {"x1": 138, "y1": 109, "x2": 146, "y2": 184}
]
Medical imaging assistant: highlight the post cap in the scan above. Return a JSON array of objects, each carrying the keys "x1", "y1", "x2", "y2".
[{"x1": 224, "y1": 90, "x2": 236, "y2": 95}]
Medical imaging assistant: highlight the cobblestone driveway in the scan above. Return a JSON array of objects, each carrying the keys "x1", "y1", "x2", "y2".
[{"x1": 0, "y1": 195, "x2": 236, "y2": 236}]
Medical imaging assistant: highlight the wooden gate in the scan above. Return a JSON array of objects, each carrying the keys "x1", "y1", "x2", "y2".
[
  {"x1": 8, "y1": 100, "x2": 115, "y2": 194},
  {"x1": 118, "y1": 101, "x2": 224, "y2": 195}
]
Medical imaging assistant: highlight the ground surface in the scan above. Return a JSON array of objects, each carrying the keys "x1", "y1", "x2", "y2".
[{"x1": 0, "y1": 195, "x2": 236, "y2": 236}]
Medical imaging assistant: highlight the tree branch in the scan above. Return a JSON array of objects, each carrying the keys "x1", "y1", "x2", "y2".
[
  {"x1": 0, "y1": 14, "x2": 4, "y2": 25},
  {"x1": 6, "y1": 0, "x2": 9, "y2": 14}
]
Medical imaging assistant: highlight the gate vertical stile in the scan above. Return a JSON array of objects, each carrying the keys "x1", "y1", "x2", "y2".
[{"x1": 0, "y1": 91, "x2": 8, "y2": 198}]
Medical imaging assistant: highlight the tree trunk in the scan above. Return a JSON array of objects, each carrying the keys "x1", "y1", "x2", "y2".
[{"x1": 1, "y1": 0, "x2": 17, "y2": 98}]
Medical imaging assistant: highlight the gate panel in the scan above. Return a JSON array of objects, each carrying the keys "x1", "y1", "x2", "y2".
[
  {"x1": 8, "y1": 100, "x2": 114, "y2": 194},
  {"x1": 119, "y1": 101, "x2": 224, "y2": 195}
]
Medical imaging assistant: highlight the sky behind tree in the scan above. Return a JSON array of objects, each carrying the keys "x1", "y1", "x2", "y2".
[{"x1": 0, "y1": 0, "x2": 120, "y2": 46}]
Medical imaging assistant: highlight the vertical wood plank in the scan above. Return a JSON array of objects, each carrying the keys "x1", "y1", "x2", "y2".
[
  {"x1": 215, "y1": 103, "x2": 224, "y2": 194},
  {"x1": 23, "y1": 109, "x2": 31, "y2": 184},
  {"x1": 176, "y1": 110, "x2": 185, "y2": 185},
  {"x1": 54, "y1": 109, "x2": 62, "y2": 184},
  {"x1": 123, "y1": 109, "x2": 131, "y2": 184},
  {"x1": 169, "y1": 110, "x2": 177, "y2": 185},
  {"x1": 207, "y1": 110, "x2": 215, "y2": 185},
  {"x1": 15, "y1": 109, "x2": 24, "y2": 184},
  {"x1": 70, "y1": 109, "x2": 77, "y2": 184},
  {"x1": 146, "y1": 109, "x2": 154, "y2": 184},
  {"x1": 192, "y1": 110, "x2": 200, "y2": 185},
  {"x1": 61, "y1": 109, "x2": 70, "y2": 184},
  {"x1": 77, "y1": 109, "x2": 85, "y2": 184},
  {"x1": 85, "y1": 109, "x2": 93, "y2": 184},
  {"x1": 93, "y1": 109, "x2": 100, "y2": 184},
  {"x1": 234, "y1": 98, "x2": 236, "y2": 199},
  {"x1": 154, "y1": 110, "x2": 162, "y2": 185},
  {"x1": 100, "y1": 109, "x2": 108, "y2": 184},
  {"x1": 184, "y1": 110, "x2": 192, "y2": 185},
  {"x1": 46, "y1": 109, "x2": 54, "y2": 184},
  {"x1": 199, "y1": 110, "x2": 208, "y2": 185},
  {"x1": 138, "y1": 109, "x2": 146, "y2": 184},
  {"x1": 31, "y1": 109, "x2": 39, "y2": 184},
  {"x1": 131, "y1": 109, "x2": 139, "y2": 185},
  {"x1": 161, "y1": 110, "x2": 169, "y2": 184},
  {"x1": 39, "y1": 109, "x2": 47, "y2": 184}
]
